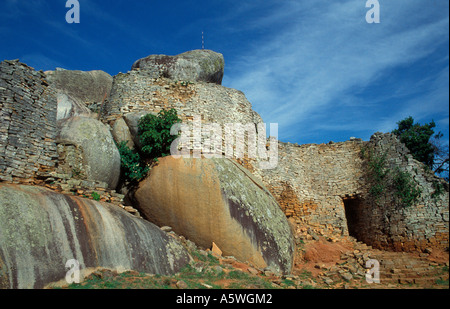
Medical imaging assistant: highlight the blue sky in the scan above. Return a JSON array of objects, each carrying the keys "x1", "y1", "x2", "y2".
[{"x1": 0, "y1": 0, "x2": 448, "y2": 146}]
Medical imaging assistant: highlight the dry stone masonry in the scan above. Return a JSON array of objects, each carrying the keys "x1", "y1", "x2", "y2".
[
  {"x1": 105, "y1": 72, "x2": 262, "y2": 127},
  {"x1": 0, "y1": 49, "x2": 448, "y2": 289},
  {"x1": 259, "y1": 140, "x2": 366, "y2": 238},
  {"x1": 355, "y1": 133, "x2": 449, "y2": 252},
  {"x1": 257, "y1": 134, "x2": 449, "y2": 253},
  {"x1": 105, "y1": 61, "x2": 264, "y2": 158},
  {"x1": 0, "y1": 60, "x2": 58, "y2": 181}
]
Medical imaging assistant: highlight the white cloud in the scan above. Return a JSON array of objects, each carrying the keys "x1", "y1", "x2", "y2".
[{"x1": 223, "y1": 0, "x2": 449, "y2": 143}]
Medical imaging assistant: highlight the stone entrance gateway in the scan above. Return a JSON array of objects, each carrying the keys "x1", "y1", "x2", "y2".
[{"x1": 343, "y1": 197, "x2": 366, "y2": 242}]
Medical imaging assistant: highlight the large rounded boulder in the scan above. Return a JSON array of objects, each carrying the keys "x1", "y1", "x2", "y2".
[
  {"x1": 131, "y1": 49, "x2": 225, "y2": 85},
  {"x1": 45, "y1": 69, "x2": 113, "y2": 105},
  {"x1": 133, "y1": 156, "x2": 295, "y2": 274},
  {"x1": 46, "y1": 69, "x2": 113, "y2": 121},
  {"x1": 0, "y1": 183, "x2": 190, "y2": 289},
  {"x1": 57, "y1": 116, "x2": 121, "y2": 189}
]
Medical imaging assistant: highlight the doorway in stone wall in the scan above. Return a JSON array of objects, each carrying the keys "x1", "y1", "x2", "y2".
[{"x1": 343, "y1": 197, "x2": 365, "y2": 241}]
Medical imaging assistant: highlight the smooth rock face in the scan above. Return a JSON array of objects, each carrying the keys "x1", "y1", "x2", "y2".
[
  {"x1": 122, "y1": 111, "x2": 157, "y2": 151},
  {"x1": 131, "y1": 50, "x2": 225, "y2": 85},
  {"x1": 111, "y1": 117, "x2": 135, "y2": 149},
  {"x1": 46, "y1": 69, "x2": 113, "y2": 121},
  {"x1": 46, "y1": 69, "x2": 113, "y2": 105},
  {"x1": 0, "y1": 183, "x2": 190, "y2": 289},
  {"x1": 57, "y1": 116, "x2": 121, "y2": 189},
  {"x1": 56, "y1": 92, "x2": 92, "y2": 121},
  {"x1": 134, "y1": 156, "x2": 295, "y2": 274}
]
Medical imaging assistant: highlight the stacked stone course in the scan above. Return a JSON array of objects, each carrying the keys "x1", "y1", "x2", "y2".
[
  {"x1": 0, "y1": 60, "x2": 58, "y2": 181},
  {"x1": 258, "y1": 135, "x2": 449, "y2": 252},
  {"x1": 105, "y1": 70, "x2": 262, "y2": 127},
  {"x1": 355, "y1": 133, "x2": 449, "y2": 252},
  {"x1": 259, "y1": 140, "x2": 366, "y2": 238},
  {"x1": 1, "y1": 57, "x2": 448, "y2": 254}
]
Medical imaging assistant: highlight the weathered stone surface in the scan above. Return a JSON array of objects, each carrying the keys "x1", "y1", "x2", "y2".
[
  {"x1": 46, "y1": 69, "x2": 113, "y2": 120},
  {"x1": 133, "y1": 156, "x2": 295, "y2": 274},
  {"x1": 46, "y1": 69, "x2": 113, "y2": 105},
  {"x1": 111, "y1": 117, "x2": 135, "y2": 149},
  {"x1": 57, "y1": 116, "x2": 121, "y2": 189},
  {"x1": 55, "y1": 91, "x2": 92, "y2": 121},
  {"x1": 0, "y1": 183, "x2": 190, "y2": 289},
  {"x1": 122, "y1": 111, "x2": 156, "y2": 150},
  {"x1": 131, "y1": 50, "x2": 224, "y2": 85},
  {"x1": 259, "y1": 133, "x2": 449, "y2": 252},
  {"x1": 0, "y1": 60, "x2": 58, "y2": 181},
  {"x1": 105, "y1": 73, "x2": 264, "y2": 161},
  {"x1": 348, "y1": 133, "x2": 449, "y2": 252}
]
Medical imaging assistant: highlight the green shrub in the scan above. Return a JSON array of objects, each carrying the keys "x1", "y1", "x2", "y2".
[
  {"x1": 392, "y1": 168, "x2": 422, "y2": 208},
  {"x1": 117, "y1": 141, "x2": 149, "y2": 183},
  {"x1": 361, "y1": 146, "x2": 421, "y2": 208},
  {"x1": 138, "y1": 109, "x2": 182, "y2": 159},
  {"x1": 431, "y1": 180, "x2": 445, "y2": 200},
  {"x1": 392, "y1": 116, "x2": 438, "y2": 169},
  {"x1": 91, "y1": 191, "x2": 101, "y2": 201},
  {"x1": 361, "y1": 146, "x2": 389, "y2": 201},
  {"x1": 115, "y1": 109, "x2": 181, "y2": 184}
]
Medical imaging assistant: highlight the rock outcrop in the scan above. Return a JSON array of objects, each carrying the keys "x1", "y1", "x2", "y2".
[
  {"x1": 1, "y1": 50, "x2": 448, "y2": 292},
  {"x1": 45, "y1": 69, "x2": 113, "y2": 120},
  {"x1": 55, "y1": 92, "x2": 92, "y2": 121},
  {"x1": 0, "y1": 183, "x2": 190, "y2": 289},
  {"x1": 57, "y1": 116, "x2": 121, "y2": 189},
  {"x1": 111, "y1": 117, "x2": 135, "y2": 149},
  {"x1": 131, "y1": 49, "x2": 224, "y2": 85},
  {"x1": 46, "y1": 69, "x2": 113, "y2": 104},
  {"x1": 133, "y1": 156, "x2": 295, "y2": 274}
]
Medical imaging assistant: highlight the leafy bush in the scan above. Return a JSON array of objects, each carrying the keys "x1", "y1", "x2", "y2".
[
  {"x1": 91, "y1": 191, "x2": 101, "y2": 201},
  {"x1": 361, "y1": 147, "x2": 389, "y2": 200},
  {"x1": 138, "y1": 109, "x2": 182, "y2": 159},
  {"x1": 115, "y1": 109, "x2": 181, "y2": 184},
  {"x1": 117, "y1": 141, "x2": 149, "y2": 183},
  {"x1": 392, "y1": 168, "x2": 422, "y2": 208},
  {"x1": 361, "y1": 146, "x2": 422, "y2": 208}
]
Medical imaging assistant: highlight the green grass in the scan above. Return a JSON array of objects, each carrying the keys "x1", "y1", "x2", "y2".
[{"x1": 435, "y1": 278, "x2": 449, "y2": 286}]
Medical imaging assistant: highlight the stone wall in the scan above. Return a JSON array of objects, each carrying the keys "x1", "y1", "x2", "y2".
[
  {"x1": 257, "y1": 134, "x2": 449, "y2": 252},
  {"x1": 104, "y1": 70, "x2": 266, "y2": 159},
  {"x1": 355, "y1": 133, "x2": 449, "y2": 252},
  {"x1": 258, "y1": 140, "x2": 366, "y2": 239},
  {"x1": 1, "y1": 56, "x2": 447, "y2": 254},
  {"x1": 105, "y1": 70, "x2": 262, "y2": 126},
  {"x1": 0, "y1": 60, "x2": 58, "y2": 181},
  {"x1": 106, "y1": 65, "x2": 448, "y2": 253}
]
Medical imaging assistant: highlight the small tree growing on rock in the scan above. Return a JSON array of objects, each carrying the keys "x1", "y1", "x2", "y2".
[
  {"x1": 138, "y1": 108, "x2": 182, "y2": 159},
  {"x1": 117, "y1": 108, "x2": 181, "y2": 184}
]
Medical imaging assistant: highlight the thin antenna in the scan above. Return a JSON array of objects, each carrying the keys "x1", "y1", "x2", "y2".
[{"x1": 202, "y1": 31, "x2": 205, "y2": 50}]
